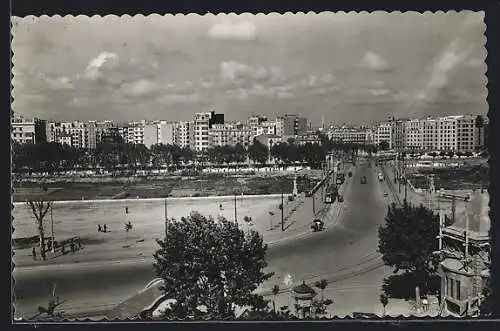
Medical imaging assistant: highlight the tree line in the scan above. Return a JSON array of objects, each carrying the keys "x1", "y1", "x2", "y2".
[{"x1": 12, "y1": 134, "x2": 377, "y2": 174}]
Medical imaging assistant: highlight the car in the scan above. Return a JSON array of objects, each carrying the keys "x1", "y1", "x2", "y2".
[
  {"x1": 383, "y1": 192, "x2": 388, "y2": 197},
  {"x1": 338, "y1": 195, "x2": 344, "y2": 202},
  {"x1": 311, "y1": 219, "x2": 325, "y2": 232}
]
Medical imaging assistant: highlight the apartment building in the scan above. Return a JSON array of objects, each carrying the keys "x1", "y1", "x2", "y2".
[
  {"x1": 327, "y1": 126, "x2": 369, "y2": 145},
  {"x1": 422, "y1": 117, "x2": 438, "y2": 151},
  {"x1": 404, "y1": 119, "x2": 424, "y2": 151},
  {"x1": 158, "y1": 121, "x2": 175, "y2": 146},
  {"x1": 11, "y1": 116, "x2": 47, "y2": 144},
  {"x1": 193, "y1": 111, "x2": 224, "y2": 152},
  {"x1": 208, "y1": 122, "x2": 253, "y2": 148},
  {"x1": 174, "y1": 121, "x2": 194, "y2": 149},
  {"x1": 279, "y1": 114, "x2": 308, "y2": 136},
  {"x1": 392, "y1": 119, "x2": 406, "y2": 150},
  {"x1": 47, "y1": 121, "x2": 87, "y2": 148},
  {"x1": 456, "y1": 115, "x2": 477, "y2": 153},
  {"x1": 374, "y1": 121, "x2": 393, "y2": 149}
]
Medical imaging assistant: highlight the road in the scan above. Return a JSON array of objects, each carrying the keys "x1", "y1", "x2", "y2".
[{"x1": 14, "y1": 159, "x2": 391, "y2": 319}]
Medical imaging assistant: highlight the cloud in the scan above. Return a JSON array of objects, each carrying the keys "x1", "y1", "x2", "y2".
[
  {"x1": 228, "y1": 84, "x2": 295, "y2": 101},
  {"x1": 220, "y1": 61, "x2": 281, "y2": 83},
  {"x1": 209, "y1": 21, "x2": 257, "y2": 41},
  {"x1": 359, "y1": 52, "x2": 391, "y2": 72},
  {"x1": 43, "y1": 76, "x2": 75, "y2": 90},
  {"x1": 120, "y1": 79, "x2": 157, "y2": 97},
  {"x1": 465, "y1": 57, "x2": 484, "y2": 68},
  {"x1": 84, "y1": 52, "x2": 119, "y2": 80},
  {"x1": 369, "y1": 89, "x2": 391, "y2": 96},
  {"x1": 157, "y1": 93, "x2": 200, "y2": 105}
]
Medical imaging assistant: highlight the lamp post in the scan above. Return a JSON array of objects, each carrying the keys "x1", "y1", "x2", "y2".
[{"x1": 50, "y1": 203, "x2": 55, "y2": 253}]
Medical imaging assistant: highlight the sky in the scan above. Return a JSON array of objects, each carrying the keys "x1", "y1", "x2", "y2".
[{"x1": 11, "y1": 11, "x2": 487, "y2": 126}]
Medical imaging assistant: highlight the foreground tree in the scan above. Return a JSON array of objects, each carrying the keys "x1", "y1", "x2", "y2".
[
  {"x1": 378, "y1": 202, "x2": 440, "y2": 297},
  {"x1": 25, "y1": 186, "x2": 52, "y2": 261},
  {"x1": 153, "y1": 212, "x2": 273, "y2": 319}
]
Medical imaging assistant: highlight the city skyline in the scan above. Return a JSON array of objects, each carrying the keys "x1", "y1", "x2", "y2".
[{"x1": 12, "y1": 12, "x2": 487, "y2": 126}]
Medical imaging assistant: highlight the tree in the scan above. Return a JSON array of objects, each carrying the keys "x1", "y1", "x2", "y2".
[
  {"x1": 378, "y1": 202, "x2": 440, "y2": 297},
  {"x1": 25, "y1": 186, "x2": 52, "y2": 261},
  {"x1": 314, "y1": 279, "x2": 328, "y2": 300},
  {"x1": 380, "y1": 293, "x2": 389, "y2": 316},
  {"x1": 272, "y1": 285, "x2": 280, "y2": 314},
  {"x1": 152, "y1": 212, "x2": 273, "y2": 319},
  {"x1": 248, "y1": 140, "x2": 269, "y2": 165},
  {"x1": 379, "y1": 140, "x2": 390, "y2": 151}
]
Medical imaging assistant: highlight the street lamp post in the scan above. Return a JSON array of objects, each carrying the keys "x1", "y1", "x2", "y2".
[{"x1": 50, "y1": 203, "x2": 55, "y2": 253}]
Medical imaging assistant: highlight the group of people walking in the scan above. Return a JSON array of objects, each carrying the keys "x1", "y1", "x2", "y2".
[
  {"x1": 31, "y1": 237, "x2": 82, "y2": 260},
  {"x1": 97, "y1": 224, "x2": 108, "y2": 233}
]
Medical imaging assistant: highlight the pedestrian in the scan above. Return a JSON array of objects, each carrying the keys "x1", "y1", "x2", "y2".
[
  {"x1": 125, "y1": 206, "x2": 129, "y2": 214},
  {"x1": 422, "y1": 296, "x2": 429, "y2": 312},
  {"x1": 78, "y1": 238, "x2": 82, "y2": 250},
  {"x1": 61, "y1": 243, "x2": 66, "y2": 255},
  {"x1": 103, "y1": 224, "x2": 107, "y2": 233},
  {"x1": 32, "y1": 247, "x2": 36, "y2": 260},
  {"x1": 70, "y1": 241, "x2": 75, "y2": 254},
  {"x1": 98, "y1": 224, "x2": 102, "y2": 232}
]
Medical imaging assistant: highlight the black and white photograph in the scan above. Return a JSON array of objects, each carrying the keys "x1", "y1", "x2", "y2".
[{"x1": 11, "y1": 11, "x2": 490, "y2": 321}]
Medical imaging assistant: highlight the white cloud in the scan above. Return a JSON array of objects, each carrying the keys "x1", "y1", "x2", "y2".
[
  {"x1": 157, "y1": 93, "x2": 200, "y2": 105},
  {"x1": 369, "y1": 89, "x2": 391, "y2": 96},
  {"x1": 220, "y1": 61, "x2": 281, "y2": 83},
  {"x1": 44, "y1": 76, "x2": 75, "y2": 90},
  {"x1": 428, "y1": 40, "x2": 473, "y2": 90},
  {"x1": 121, "y1": 79, "x2": 157, "y2": 97},
  {"x1": 209, "y1": 21, "x2": 257, "y2": 41},
  {"x1": 359, "y1": 52, "x2": 390, "y2": 72},
  {"x1": 465, "y1": 57, "x2": 484, "y2": 68},
  {"x1": 84, "y1": 52, "x2": 119, "y2": 80}
]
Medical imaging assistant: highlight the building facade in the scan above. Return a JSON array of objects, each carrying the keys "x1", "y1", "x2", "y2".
[
  {"x1": 374, "y1": 121, "x2": 393, "y2": 149},
  {"x1": 174, "y1": 121, "x2": 194, "y2": 149},
  {"x1": 193, "y1": 111, "x2": 225, "y2": 152},
  {"x1": 327, "y1": 126, "x2": 369, "y2": 145},
  {"x1": 208, "y1": 122, "x2": 252, "y2": 148},
  {"x1": 11, "y1": 116, "x2": 47, "y2": 144}
]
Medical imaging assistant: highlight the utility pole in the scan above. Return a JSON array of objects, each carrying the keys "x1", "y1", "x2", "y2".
[
  {"x1": 281, "y1": 192, "x2": 284, "y2": 231},
  {"x1": 404, "y1": 177, "x2": 408, "y2": 203},
  {"x1": 464, "y1": 198, "x2": 470, "y2": 258},
  {"x1": 164, "y1": 198, "x2": 168, "y2": 236},
  {"x1": 234, "y1": 194, "x2": 238, "y2": 226},
  {"x1": 50, "y1": 203, "x2": 55, "y2": 253},
  {"x1": 312, "y1": 192, "x2": 316, "y2": 216}
]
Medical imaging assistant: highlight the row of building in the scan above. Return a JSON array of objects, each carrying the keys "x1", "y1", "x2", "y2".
[
  {"x1": 11, "y1": 112, "x2": 314, "y2": 152},
  {"x1": 327, "y1": 114, "x2": 488, "y2": 153}
]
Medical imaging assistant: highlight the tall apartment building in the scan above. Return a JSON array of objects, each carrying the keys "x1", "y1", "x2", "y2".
[
  {"x1": 143, "y1": 122, "x2": 159, "y2": 148},
  {"x1": 208, "y1": 122, "x2": 253, "y2": 148},
  {"x1": 404, "y1": 119, "x2": 424, "y2": 151},
  {"x1": 280, "y1": 114, "x2": 308, "y2": 136},
  {"x1": 392, "y1": 118, "x2": 406, "y2": 150},
  {"x1": 374, "y1": 120, "x2": 393, "y2": 149},
  {"x1": 422, "y1": 117, "x2": 438, "y2": 150},
  {"x1": 456, "y1": 115, "x2": 477, "y2": 153},
  {"x1": 174, "y1": 121, "x2": 194, "y2": 149},
  {"x1": 11, "y1": 116, "x2": 47, "y2": 144},
  {"x1": 158, "y1": 121, "x2": 175, "y2": 146},
  {"x1": 47, "y1": 121, "x2": 87, "y2": 148},
  {"x1": 193, "y1": 111, "x2": 224, "y2": 152},
  {"x1": 436, "y1": 116, "x2": 460, "y2": 151}
]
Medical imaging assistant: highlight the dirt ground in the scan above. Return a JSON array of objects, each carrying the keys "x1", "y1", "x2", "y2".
[{"x1": 12, "y1": 173, "x2": 319, "y2": 202}]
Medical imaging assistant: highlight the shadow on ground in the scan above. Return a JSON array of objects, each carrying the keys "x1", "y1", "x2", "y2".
[{"x1": 382, "y1": 273, "x2": 440, "y2": 300}]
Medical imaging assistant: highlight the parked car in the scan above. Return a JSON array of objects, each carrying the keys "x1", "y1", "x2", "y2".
[
  {"x1": 383, "y1": 192, "x2": 389, "y2": 197},
  {"x1": 338, "y1": 195, "x2": 344, "y2": 202}
]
